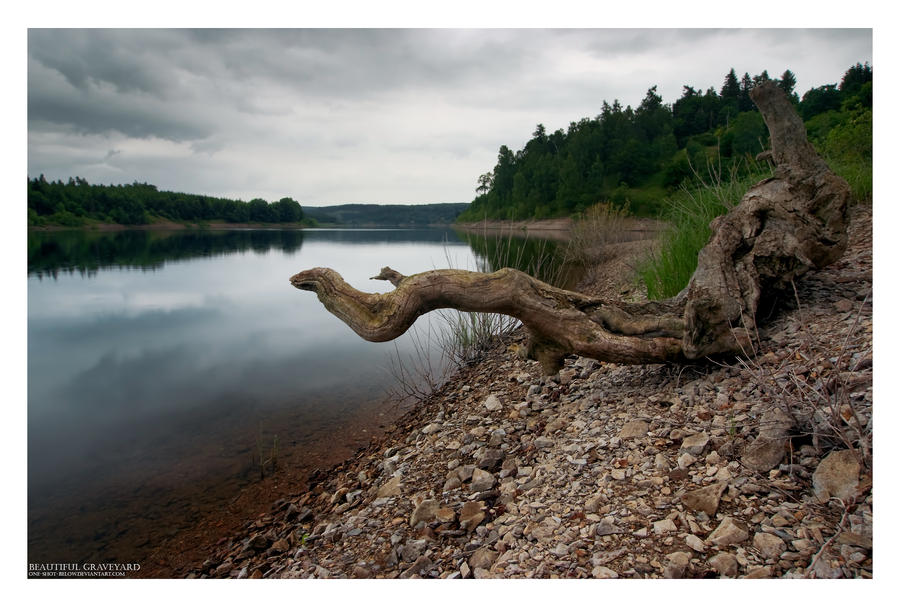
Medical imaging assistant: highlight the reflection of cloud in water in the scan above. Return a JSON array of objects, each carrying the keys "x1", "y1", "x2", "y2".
[
  {"x1": 30, "y1": 304, "x2": 224, "y2": 344},
  {"x1": 28, "y1": 333, "x2": 392, "y2": 490},
  {"x1": 26, "y1": 227, "x2": 490, "y2": 563}
]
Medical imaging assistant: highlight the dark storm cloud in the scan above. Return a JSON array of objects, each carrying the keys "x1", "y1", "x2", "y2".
[{"x1": 28, "y1": 30, "x2": 215, "y2": 140}]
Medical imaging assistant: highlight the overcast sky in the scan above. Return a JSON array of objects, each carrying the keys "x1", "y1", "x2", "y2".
[{"x1": 27, "y1": 28, "x2": 872, "y2": 206}]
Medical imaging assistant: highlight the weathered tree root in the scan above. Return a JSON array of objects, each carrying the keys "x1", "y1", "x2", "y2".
[{"x1": 290, "y1": 82, "x2": 851, "y2": 374}]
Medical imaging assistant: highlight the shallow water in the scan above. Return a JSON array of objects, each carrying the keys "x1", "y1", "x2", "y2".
[{"x1": 27, "y1": 227, "x2": 565, "y2": 567}]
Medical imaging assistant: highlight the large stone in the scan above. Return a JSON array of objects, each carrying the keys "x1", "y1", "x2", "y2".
[
  {"x1": 653, "y1": 519, "x2": 677, "y2": 534},
  {"x1": 681, "y1": 481, "x2": 727, "y2": 516},
  {"x1": 468, "y1": 547, "x2": 499, "y2": 570},
  {"x1": 753, "y1": 532, "x2": 786, "y2": 560},
  {"x1": 663, "y1": 551, "x2": 692, "y2": 578},
  {"x1": 399, "y1": 539, "x2": 427, "y2": 562},
  {"x1": 526, "y1": 518, "x2": 560, "y2": 543},
  {"x1": 741, "y1": 438, "x2": 787, "y2": 472},
  {"x1": 377, "y1": 476, "x2": 403, "y2": 498},
  {"x1": 435, "y1": 507, "x2": 456, "y2": 524},
  {"x1": 677, "y1": 452, "x2": 697, "y2": 469},
  {"x1": 484, "y1": 395, "x2": 503, "y2": 412},
  {"x1": 409, "y1": 499, "x2": 439, "y2": 527},
  {"x1": 585, "y1": 493, "x2": 605, "y2": 513},
  {"x1": 685, "y1": 534, "x2": 706, "y2": 553},
  {"x1": 681, "y1": 432, "x2": 710, "y2": 455},
  {"x1": 592, "y1": 566, "x2": 618, "y2": 579},
  {"x1": 707, "y1": 516, "x2": 749, "y2": 547},
  {"x1": 476, "y1": 448, "x2": 504, "y2": 471},
  {"x1": 246, "y1": 534, "x2": 270, "y2": 551},
  {"x1": 270, "y1": 537, "x2": 290, "y2": 553},
  {"x1": 743, "y1": 566, "x2": 772, "y2": 579},
  {"x1": 399, "y1": 555, "x2": 432, "y2": 579},
  {"x1": 469, "y1": 468, "x2": 496, "y2": 492},
  {"x1": 813, "y1": 449, "x2": 860, "y2": 503},
  {"x1": 595, "y1": 516, "x2": 625, "y2": 536},
  {"x1": 708, "y1": 552, "x2": 739, "y2": 577},
  {"x1": 459, "y1": 501, "x2": 486, "y2": 531},
  {"x1": 619, "y1": 420, "x2": 649, "y2": 439},
  {"x1": 455, "y1": 464, "x2": 475, "y2": 482},
  {"x1": 741, "y1": 408, "x2": 793, "y2": 472}
]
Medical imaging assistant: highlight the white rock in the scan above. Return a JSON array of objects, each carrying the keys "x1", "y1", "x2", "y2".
[
  {"x1": 677, "y1": 452, "x2": 697, "y2": 469},
  {"x1": 470, "y1": 468, "x2": 496, "y2": 492},
  {"x1": 484, "y1": 395, "x2": 503, "y2": 412},
  {"x1": 685, "y1": 534, "x2": 707, "y2": 552},
  {"x1": 708, "y1": 516, "x2": 749, "y2": 547},
  {"x1": 753, "y1": 532, "x2": 786, "y2": 560},
  {"x1": 681, "y1": 432, "x2": 710, "y2": 455},
  {"x1": 653, "y1": 519, "x2": 677, "y2": 534},
  {"x1": 592, "y1": 566, "x2": 618, "y2": 579}
]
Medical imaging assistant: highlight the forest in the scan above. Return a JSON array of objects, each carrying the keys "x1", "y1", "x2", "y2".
[
  {"x1": 457, "y1": 63, "x2": 872, "y2": 220},
  {"x1": 26, "y1": 178, "x2": 469, "y2": 229},
  {"x1": 27, "y1": 178, "x2": 310, "y2": 227}
]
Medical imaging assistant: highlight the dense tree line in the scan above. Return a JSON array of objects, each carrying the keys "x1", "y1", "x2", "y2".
[
  {"x1": 458, "y1": 63, "x2": 872, "y2": 221},
  {"x1": 27, "y1": 178, "x2": 308, "y2": 227}
]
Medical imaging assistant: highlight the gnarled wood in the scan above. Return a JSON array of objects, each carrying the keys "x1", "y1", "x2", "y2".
[{"x1": 290, "y1": 82, "x2": 851, "y2": 374}]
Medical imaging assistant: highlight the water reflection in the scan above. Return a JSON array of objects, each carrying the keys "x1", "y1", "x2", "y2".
[{"x1": 27, "y1": 228, "x2": 464, "y2": 278}]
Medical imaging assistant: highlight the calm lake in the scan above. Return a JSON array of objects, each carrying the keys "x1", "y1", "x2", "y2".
[{"x1": 27, "y1": 227, "x2": 568, "y2": 568}]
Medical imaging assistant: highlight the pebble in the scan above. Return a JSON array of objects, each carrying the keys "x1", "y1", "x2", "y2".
[
  {"x1": 619, "y1": 420, "x2": 649, "y2": 439},
  {"x1": 708, "y1": 517, "x2": 749, "y2": 547},
  {"x1": 653, "y1": 519, "x2": 677, "y2": 534}
]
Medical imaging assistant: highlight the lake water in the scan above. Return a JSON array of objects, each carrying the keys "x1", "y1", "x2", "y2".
[{"x1": 27, "y1": 227, "x2": 567, "y2": 569}]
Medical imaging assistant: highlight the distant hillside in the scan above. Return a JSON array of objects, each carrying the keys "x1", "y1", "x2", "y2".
[{"x1": 303, "y1": 203, "x2": 469, "y2": 227}]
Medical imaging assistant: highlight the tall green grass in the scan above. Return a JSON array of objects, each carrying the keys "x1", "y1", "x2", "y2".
[
  {"x1": 639, "y1": 159, "x2": 773, "y2": 300},
  {"x1": 639, "y1": 118, "x2": 872, "y2": 302},
  {"x1": 819, "y1": 107, "x2": 872, "y2": 203}
]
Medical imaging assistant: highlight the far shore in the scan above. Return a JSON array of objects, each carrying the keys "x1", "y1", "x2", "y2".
[
  {"x1": 454, "y1": 218, "x2": 574, "y2": 241},
  {"x1": 455, "y1": 216, "x2": 664, "y2": 242}
]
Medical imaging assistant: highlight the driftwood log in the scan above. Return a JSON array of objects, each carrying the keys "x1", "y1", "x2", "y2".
[{"x1": 291, "y1": 82, "x2": 851, "y2": 374}]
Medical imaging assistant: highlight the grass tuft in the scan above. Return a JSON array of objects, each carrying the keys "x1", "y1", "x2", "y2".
[{"x1": 639, "y1": 156, "x2": 772, "y2": 300}]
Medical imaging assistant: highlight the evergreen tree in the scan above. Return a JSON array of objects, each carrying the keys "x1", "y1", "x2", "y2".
[
  {"x1": 738, "y1": 72, "x2": 755, "y2": 112},
  {"x1": 753, "y1": 70, "x2": 771, "y2": 86},
  {"x1": 839, "y1": 62, "x2": 873, "y2": 95},
  {"x1": 720, "y1": 68, "x2": 741, "y2": 101},
  {"x1": 778, "y1": 69, "x2": 797, "y2": 97}
]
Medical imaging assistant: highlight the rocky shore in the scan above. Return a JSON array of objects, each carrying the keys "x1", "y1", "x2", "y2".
[{"x1": 182, "y1": 203, "x2": 872, "y2": 580}]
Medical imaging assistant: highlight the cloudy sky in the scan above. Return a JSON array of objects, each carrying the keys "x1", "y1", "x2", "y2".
[{"x1": 27, "y1": 27, "x2": 872, "y2": 206}]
